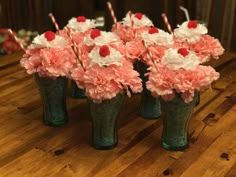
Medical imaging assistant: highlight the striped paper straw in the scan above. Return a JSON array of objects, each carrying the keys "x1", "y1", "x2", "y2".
[
  {"x1": 48, "y1": 13, "x2": 60, "y2": 31},
  {"x1": 161, "y1": 13, "x2": 173, "y2": 34},
  {"x1": 65, "y1": 27, "x2": 79, "y2": 57},
  {"x1": 8, "y1": 29, "x2": 26, "y2": 53},
  {"x1": 142, "y1": 40, "x2": 155, "y2": 64},
  {"x1": 65, "y1": 27, "x2": 84, "y2": 69},
  {"x1": 128, "y1": 11, "x2": 134, "y2": 27},
  {"x1": 107, "y1": 2, "x2": 117, "y2": 23}
]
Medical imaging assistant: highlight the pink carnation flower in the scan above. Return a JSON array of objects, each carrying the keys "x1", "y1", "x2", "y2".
[
  {"x1": 146, "y1": 64, "x2": 176, "y2": 97},
  {"x1": 111, "y1": 60, "x2": 143, "y2": 96},
  {"x1": 112, "y1": 23, "x2": 151, "y2": 43},
  {"x1": 174, "y1": 35, "x2": 224, "y2": 63},
  {"x1": 146, "y1": 63, "x2": 219, "y2": 103},
  {"x1": 146, "y1": 48, "x2": 219, "y2": 103},
  {"x1": 21, "y1": 46, "x2": 78, "y2": 78},
  {"x1": 77, "y1": 65, "x2": 122, "y2": 102},
  {"x1": 125, "y1": 39, "x2": 146, "y2": 62},
  {"x1": 20, "y1": 48, "x2": 42, "y2": 74},
  {"x1": 189, "y1": 35, "x2": 224, "y2": 62},
  {"x1": 40, "y1": 47, "x2": 77, "y2": 78},
  {"x1": 112, "y1": 23, "x2": 135, "y2": 42}
]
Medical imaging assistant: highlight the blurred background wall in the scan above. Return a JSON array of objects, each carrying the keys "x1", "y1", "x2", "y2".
[{"x1": 0, "y1": 0, "x2": 235, "y2": 52}]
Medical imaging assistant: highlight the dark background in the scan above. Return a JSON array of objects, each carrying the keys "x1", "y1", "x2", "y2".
[
  {"x1": 0, "y1": 0, "x2": 235, "y2": 52},
  {"x1": 0, "y1": 0, "x2": 196, "y2": 32}
]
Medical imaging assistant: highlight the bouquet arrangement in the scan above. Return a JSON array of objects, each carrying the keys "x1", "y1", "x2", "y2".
[
  {"x1": 19, "y1": 30, "x2": 78, "y2": 127},
  {"x1": 142, "y1": 19, "x2": 224, "y2": 103},
  {"x1": 20, "y1": 31, "x2": 77, "y2": 78},
  {"x1": 146, "y1": 48, "x2": 220, "y2": 103}
]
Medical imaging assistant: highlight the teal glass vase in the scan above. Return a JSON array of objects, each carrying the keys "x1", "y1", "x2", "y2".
[
  {"x1": 160, "y1": 93, "x2": 197, "y2": 151},
  {"x1": 87, "y1": 93, "x2": 124, "y2": 150},
  {"x1": 136, "y1": 60, "x2": 161, "y2": 119},
  {"x1": 34, "y1": 74, "x2": 68, "y2": 126},
  {"x1": 140, "y1": 86, "x2": 161, "y2": 119},
  {"x1": 70, "y1": 80, "x2": 86, "y2": 99},
  {"x1": 195, "y1": 91, "x2": 200, "y2": 106}
]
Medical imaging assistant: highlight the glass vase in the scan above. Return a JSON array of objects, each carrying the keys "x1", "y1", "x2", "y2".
[
  {"x1": 70, "y1": 80, "x2": 86, "y2": 99},
  {"x1": 34, "y1": 74, "x2": 68, "y2": 126},
  {"x1": 136, "y1": 60, "x2": 161, "y2": 119},
  {"x1": 160, "y1": 93, "x2": 197, "y2": 151},
  {"x1": 195, "y1": 91, "x2": 200, "y2": 106},
  {"x1": 87, "y1": 93, "x2": 124, "y2": 150}
]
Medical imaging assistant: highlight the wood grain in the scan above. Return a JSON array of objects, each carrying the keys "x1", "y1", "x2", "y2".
[{"x1": 0, "y1": 52, "x2": 236, "y2": 177}]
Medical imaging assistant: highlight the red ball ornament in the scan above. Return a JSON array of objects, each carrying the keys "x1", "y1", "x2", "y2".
[
  {"x1": 177, "y1": 48, "x2": 189, "y2": 57},
  {"x1": 187, "y1": 20, "x2": 198, "y2": 29},
  {"x1": 90, "y1": 29, "x2": 101, "y2": 39},
  {"x1": 77, "y1": 16, "x2": 86, "y2": 22},
  {"x1": 99, "y1": 45, "x2": 110, "y2": 57},
  {"x1": 44, "y1": 31, "x2": 55, "y2": 41},
  {"x1": 149, "y1": 27, "x2": 159, "y2": 34},
  {"x1": 135, "y1": 13, "x2": 143, "y2": 20}
]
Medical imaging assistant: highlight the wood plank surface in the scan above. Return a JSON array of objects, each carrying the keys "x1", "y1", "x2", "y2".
[{"x1": 0, "y1": 52, "x2": 235, "y2": 177}]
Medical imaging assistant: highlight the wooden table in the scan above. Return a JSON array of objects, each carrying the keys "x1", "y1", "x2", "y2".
[{"x1": 0, "y1": 52, "x2": 235, "y2": 177}]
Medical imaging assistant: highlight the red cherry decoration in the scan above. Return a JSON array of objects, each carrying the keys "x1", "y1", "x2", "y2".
[
  {"x1": 149, "y1": 27, "x2": 159, "y2": 34},
  {"x1": 44, "y1": 31, "x2": 55, "y2": 41},
  {"x1": 135, "y1": 13, "x2": 143, "y2": 20},
  {"x1": 77, "y1": 16, "x2": 86, "y2": 22},
  {"x1": 99, "y1": 45, "x2": 110, "y2": 57},
  {"x1": 90, "y1": 29, "x2": 101, "y2": 39},
  {"x1": 177, "y1": 48, "x2": 189, "y2": 57},
  {"x1": 187, "y1": 20, "x2": 198, "y2": 28}
]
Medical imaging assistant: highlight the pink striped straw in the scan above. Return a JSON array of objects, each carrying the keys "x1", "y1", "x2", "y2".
[
  {"x1": 48, "y1": 13, "x2": 60, "y2": 31},
  {"x1": 8, "y1": 29, "x2": 26, "y2": 53},
  {"x1": 161, "y1": 13, "x2": 173, "y2": 34},
  {"x1": 107, "y1": 2, "x2": 117, "y2": 23},
  {"x1": 65, "y1": 27, "x2": 84, "y2": 69},
  {"x1": 65, "y1": 27, "x2": 79, "y2": 57},
  {"x1": 128, "y1": 11, "x2": 134, "y2": 27},
  {"x1": 142, "y1": 40, "x2": 155, "y2": 65}
]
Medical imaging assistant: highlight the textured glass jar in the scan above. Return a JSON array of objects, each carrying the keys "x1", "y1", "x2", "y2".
[
  {"x1": 136, "y1": 60, "x2": 161, "y2": 119},
  {"x1": 160, "y1": 93, "x2": 197, "y2": 151},
  {"x1": 87, "y1": 93, "x2": 124, "y2": 150},
  {"x1": 34, "y1": 74, "x2": 68, "y2": 126},
  {"x1": 70, "y1": 80, "x2": 86, "y2": 99}
]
